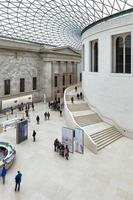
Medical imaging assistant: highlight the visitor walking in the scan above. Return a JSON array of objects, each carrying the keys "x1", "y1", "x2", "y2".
[
  {"x1": 80, "y1": 92, "x2": 83, "y2": 99},
  {"x1": 71, "y1": 96, "x2": 74, "y2": 104},
  {"x1": 75, "y1": 86, "x2": 77, "y2": 92},
  {"x1": 28, "y1": 103, "x2": 30, "y2": 110},
  {"x1": 32, "y1": 130, "x2": 36, "y2": 142},
  {"x1": 36, "y1": 115, "x2": 40, "y2": 124},
  {"x1": 44, "y1": 112, "x2": 47, "y2": 120},
  {"x1": 47, "y1": 112, "x2": 50, "y2": 120},
  {"x1": 64, "y1": 145, "x2": 69, "y2": 160},
  {"x1": 11, "y1": 107, "x2": 13, "y2": 115},
  {"x1": 77, "y1": 93, "x2": 80, "y2": 100},
  {"x1": 54, "y1": 138, "x2": 59, "y2": 152},
  {"x1": 32, "y1": 102, "x2": 34, "y2": 111},
  {"x1": 25, "y1": 109, "x2": 29, "y2": 118},
  {"x1": 48, "y1": 102, "x2": 51, "y2": 109},
  {"x1": 1, "y1": 165, "x2": 7, "y2": 184},
  {"x1": 59, "y1": 110, "x2": 62, "y2": 117},
  {"x1": 60, "y1": 144, "x2": 65, "y2": 157},
  {"x1": 15, "y1": 171, "x2": 22, "y2": 192}
]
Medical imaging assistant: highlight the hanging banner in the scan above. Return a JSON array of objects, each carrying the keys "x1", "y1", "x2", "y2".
[
  {"x1": 75, "y1": 128, "x2": 84, "y2": 154},
  {"x1": 62, "y1": 127, "x2": 74, "y2": 153}
]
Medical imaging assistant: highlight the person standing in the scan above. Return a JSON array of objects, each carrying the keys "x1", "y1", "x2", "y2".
[
  {"x1": 44, "y1": 112, "x2": 47, "y2": 120},
  {"x1": 25, "y1": 109, "x2": 29, "y2": 118},
  {"x1": 48, "y1": 102, "x2": 51, "y2": 109},
  {"x1": 32, "y1": 130, "x2": 36, "y2": 142},
  {"x1": 1, "y1": 165, "x2": 7, "y2": 184},
  {"x1": 75, "y1": 86, "x2": 77, "y2": 92},
  {"x1": 54, "y1": 138, "x2": 59, "y2": 152},
  {"x1": 15, "y1": 171, "x2": 22, "y2": 192},
  {"x1": 11, "y1": 107, "x2": 13, "y2": 115},
  {"x1": 32, "y1": 102, "x2": 34, "y2": 111},
  {"x1": 28, "y1": 103, "x2": 30, "y2": 110},
  {"x1": 36, "y1": 115, "x2": 40, "y2": 124},
  {"x1": 80, "y1": 92, "x2": 83, "y2": 99},
  {"x1": 71, "y1": 96, "x2": 74, "y2": 104},
  {"x1": 64, "y1": 145, "x2": 69, "y2": 160},
  {"x1": 77, "y1": 93, "x2": 80, "y2": 100},
  {"x1": 59, "y1": 110, "x2": 62, "y2": 117},
  {"x1": 47, "y1": 112, "x2": 50, "y2": 120}
]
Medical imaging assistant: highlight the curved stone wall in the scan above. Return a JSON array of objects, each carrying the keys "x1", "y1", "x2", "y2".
[{"x1": 82, "y1": 11, "x2": 133, "y2": 138}]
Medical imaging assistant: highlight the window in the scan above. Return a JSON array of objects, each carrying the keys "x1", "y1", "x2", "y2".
[
  {"x1": 82, "y1": 44, "x2": 85, "y2": 71},
  {"x1": 112, "y1": 33, "x2": 131, "y2": 73},
  {"x1": 125, "y1": 35, "x2": 131, "y2": 73},
  {"x1": 20, "y1": 78, "x2": 25, "y2": 92},
  {"x1": 62, "y1": 75, "x2": 65, "y2": 86},
  {"x1": 4, "y1": 79, "x2": 10, "y2": 95},
  {"x1": 116, "y1": 37, "x2": 123, "y2": 73},
  {"x1": 33, "y1": 77, "x2": 37, "y2": 90},
  {"x1": 69, "y1": 75, "x2": 72, "y2": 84},
  {"x1": 90, "y1": 40, "x2": 98, "y2": 72},
  {"x1": 54, "y1": 76, "x2": 58, "y2": 87}
]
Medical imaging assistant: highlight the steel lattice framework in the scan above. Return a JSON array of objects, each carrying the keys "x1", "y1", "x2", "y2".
[{"x1": 0, "y1": 0, "x2": 132, "y2": 49}]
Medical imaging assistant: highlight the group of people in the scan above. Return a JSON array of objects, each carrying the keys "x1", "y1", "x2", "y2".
[
  {"x1": 25, "y1": 102, "x2": 35, "y2": 119},
  {"x1": 1, "y1": 166, "x2": 22, "y2": 192},
  {"x1": 76, "y1": 92, "x2": 83, "y2": 100},
  {"x1": 36, "y1": 112, "x2": 51, "y2": 124},
  {"x1": 70, "y1": 86, "x2": 83, "y2": 104},
  {"x1": 10, "y1": 102, "x2": 35, "y2": 119},
  {"x1": 48, "y1": 99, "x2": 63, "y2": 117},
  {"x1": 18, "y1": 102, "x2": 34, "y2": 112},
  {"x1": 54, "y1": 139, "x2": 69, "y2": 160},
  {"x1": 44, "y1": 112, "x2": 50, "y2": 120},
  {"x1": 1, "y1": 97, "x2": 66, "y2": 193}
]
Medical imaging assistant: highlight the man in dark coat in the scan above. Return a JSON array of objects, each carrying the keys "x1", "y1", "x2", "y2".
[
  {"x1": 15, "y1": 171, "x2": 22, "y2": 191},
  {"x1": 44, "y1": 112, "x2": 47, "y2": 120},
  {"x1": 32, "y1": 130, "x2": 36, "y2": 142},
  {"x1": 36, "y1": 115, "x2": 40, "y2": 124},
  {"x1": 47, "y1": 112, "x2": 50, "y2": 120}
]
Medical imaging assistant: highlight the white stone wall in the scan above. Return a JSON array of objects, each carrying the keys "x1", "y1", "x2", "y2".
[{"x1": 82, "y1": 12, "x2": 133, "y2": 137}]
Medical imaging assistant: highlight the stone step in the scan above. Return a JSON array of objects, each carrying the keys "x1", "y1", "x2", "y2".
[
  {"x1": 94, "y1": 132, "x2": 122, "y2": 144},
  {"x1": 74, "y1": 114, "x2": 102, "y2": 127},
  {"x1": 97, "y1": 135, "x2": 123, "y2": 151},
  {"x1": 97, "y1": 134, "x2": 122, "y2": 148},
  {"x1": 83, "y1": 122, "x2": 112, "y2": 136},
  {"x1": 90, "y1": 127, "x2": 117, "y2": 138},
  {"x1": 67, "y1": 103, "x2": 90, "y2": 112},
  {"x1": 72, "y1": 110, "x2": 95, "y2": 117},
  {"x1": 92, "y1": 130, "x2": 121, "y2": 143},
  {"x1": 66, "y1": 95, "x2": 77, "y2": 101}
]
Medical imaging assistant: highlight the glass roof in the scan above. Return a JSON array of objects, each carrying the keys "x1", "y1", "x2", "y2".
[{"x1": 0, "y1": 0, "x2": 132, "y2": 49}]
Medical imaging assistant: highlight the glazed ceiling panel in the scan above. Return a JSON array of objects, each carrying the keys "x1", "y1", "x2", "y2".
[{"x1": 0, "y1": 0, "x2": 132, "y2": 49}]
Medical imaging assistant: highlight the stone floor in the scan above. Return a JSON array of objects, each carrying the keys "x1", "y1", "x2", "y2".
[{"x1": 0, "y1": 102, "x2": 133, "y2": 200}]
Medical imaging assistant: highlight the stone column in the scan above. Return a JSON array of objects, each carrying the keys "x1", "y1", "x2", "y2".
[{"x1": 73, "y1": 62, "x2": 78, "y2": 84}]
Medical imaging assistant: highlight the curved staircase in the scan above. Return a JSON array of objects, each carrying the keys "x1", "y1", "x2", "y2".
[{"x1": 64, "y1": 85, "x2": 123, "y2": 154}]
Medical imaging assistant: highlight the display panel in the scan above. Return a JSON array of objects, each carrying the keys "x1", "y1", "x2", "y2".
[
  {"x1": 62, "y1": 127, "x2": 74, "y2": 153},
  {"x1": 16, "y1": 120, "x2": 28, "y2": 144},
  {"x1": 75, "y1": 128, "x2": 84, "y2": 154}
]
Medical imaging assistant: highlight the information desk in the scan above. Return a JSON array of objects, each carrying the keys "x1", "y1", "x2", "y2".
[
  {"x1": 0, "y1": 142, "x2": 16, "y2": 172},
  {"x1": 2, "y1": 118, "x2": 20, "y2": 131}
]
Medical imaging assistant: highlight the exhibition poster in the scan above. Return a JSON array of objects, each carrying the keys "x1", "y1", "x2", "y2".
[
  {"x1": 62, "y1": 127, "x2": 74, "y2": 153},
  {"x1": 75, "y1": 128, "x2": 84, "y2": 154}
]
